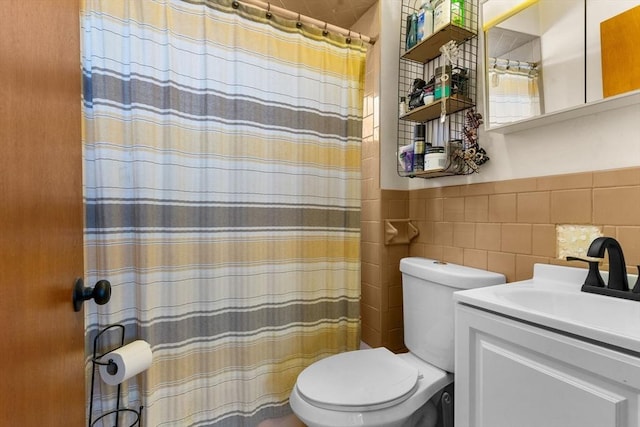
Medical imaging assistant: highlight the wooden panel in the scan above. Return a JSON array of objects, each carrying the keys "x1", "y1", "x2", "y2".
[
  {"x1": 601, "y1": 5, "x2": 640, "y2": 97},
  {"x1": 0, "y1": 0, "x2": 84, "y2": 425}
]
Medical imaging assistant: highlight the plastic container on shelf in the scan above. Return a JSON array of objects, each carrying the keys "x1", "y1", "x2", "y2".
[
  {"x1": 413, "y1": 124, "x2": 426, "y2": 171},
  {"x1": 417, "y1": 1, "x2": 434, "y2": 42},
  {"x1": 399, "y1": 96, "x2": 407, "y2": 116},
  {"x1": 398, "y1": 144, "x2": 414, "y2": 173},
  {"x1": 406, "y1": 13, "x2": 418, "y2": 50},
  {"x1": 432, "y1": 0, "x2": 450, "y2": 32},
  {"x1": 433, "y1": 0, "x2": 466, "y2": 31},
  {"x1": 451, "y1": 0, "x2": 465, "y2": 27},
  {"x1": 434, "y1": 65, "x2": 452, "y2": 99},
  {"x1": 424, "y1": 146, "x2": 446, "y2": 171}
]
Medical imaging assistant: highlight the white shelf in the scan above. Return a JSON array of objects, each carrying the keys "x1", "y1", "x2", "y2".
[{"x1": 487, "y1": 89, "x2": 640, "y2": 134}]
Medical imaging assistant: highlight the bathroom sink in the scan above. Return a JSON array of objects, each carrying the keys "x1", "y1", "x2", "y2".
[{"x1": 454, "y1": 263, "x2": 640, "y2": 354}]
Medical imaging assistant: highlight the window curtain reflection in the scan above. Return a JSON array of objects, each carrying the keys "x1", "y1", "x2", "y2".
[{"x1": 488, "y1": 58, "x2": 541, "y2": 126}]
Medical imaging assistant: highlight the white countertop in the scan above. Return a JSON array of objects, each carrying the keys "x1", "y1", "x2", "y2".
[{"x1": 454, "y1": 263, "x2": 640, "y2": 354}]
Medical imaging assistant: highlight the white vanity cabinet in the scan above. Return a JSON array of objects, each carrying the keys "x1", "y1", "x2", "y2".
[{"x1": 454, "y1": 302, "x2": 640, "y2": 427}]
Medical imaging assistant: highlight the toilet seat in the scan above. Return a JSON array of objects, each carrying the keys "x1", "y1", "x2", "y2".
[{"x1": 295, "y1": 347, "x2": 420, "y2": 412}]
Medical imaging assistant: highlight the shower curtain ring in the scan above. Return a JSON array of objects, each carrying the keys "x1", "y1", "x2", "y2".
[
  {"x1": 346, "y1": 30, "x2": 352, "y2": 44},
  {"x1": 323, "y1": 22, "x2": 329, "y2": 37},
  {"x1": 266, "y1": 3, "x2": 272, "y2": 19},
  {"x1": 296, "y1": 13, "x2": 302, "y2": 28},
  {"x1": 232, "y1": 1, "x2": 239, "y2": 9}
]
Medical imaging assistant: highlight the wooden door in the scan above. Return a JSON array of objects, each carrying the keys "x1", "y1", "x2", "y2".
[{"x1": 0, "y1": 0, "x2": 85, "y2": 425}]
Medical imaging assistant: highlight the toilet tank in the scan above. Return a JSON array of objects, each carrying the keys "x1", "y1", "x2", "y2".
[{"x1": 400, "y1": 257, "x2": 505, "y2": 373}]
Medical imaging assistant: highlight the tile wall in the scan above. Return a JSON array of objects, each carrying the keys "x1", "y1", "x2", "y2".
[
  {"x1": 360, "y1": 28, "x2": 393, "y2": 349},
  {"x1": 361, "y1": 166, "x2": 640, "y2": 351}
]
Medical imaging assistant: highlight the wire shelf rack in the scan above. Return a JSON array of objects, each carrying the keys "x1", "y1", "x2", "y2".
[{"x1": 397, "y1": 0, "x2": 481, "y2": 178}]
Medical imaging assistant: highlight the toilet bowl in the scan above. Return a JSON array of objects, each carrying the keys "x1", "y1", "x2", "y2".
[
  {"x1": 290, "y1": 348, "x2": 452, "y2": 427},
  {"x1": 289, "y1": 258, "x2": 506, "y2": 427}
]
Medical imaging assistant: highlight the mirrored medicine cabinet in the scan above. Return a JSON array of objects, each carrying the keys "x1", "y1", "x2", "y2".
[{"x1": 482, "y1": 0, "x2": 640, "y2": 133}]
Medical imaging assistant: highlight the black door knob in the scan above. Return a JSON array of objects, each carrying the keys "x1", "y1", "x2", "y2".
[{"x1": 73, "y1": 278, "x2": 112, "y2": 312}]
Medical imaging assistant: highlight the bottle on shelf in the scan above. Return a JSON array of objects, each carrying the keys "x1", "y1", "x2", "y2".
[
  {"x1": 434, "y1": 65, "x2": 452, "y2": 100},
  {"x1": 413, "y1": 124, "x2": 426, "y2": 172},
  {"x1": 451, "y1": 0, "x2": 465, "y2": 27},
  {"x1": 406, "y1": 13, "x2": 418, "y2": 50},
  {"x1": 433, "y1": 0, "x2": 465, "y2": 31},
  {"x1": 399, "y1": 96, "x2": 407, "y2": 116},
  {"x1": 432, "y1": 0, "x2": 450, "y2": 32},
  {"x1": 417, "y1": 1, "x2": 434, "y2": 42},
  {"x1": 399, "y1": 143, "x2": 414, "y2": 173}
]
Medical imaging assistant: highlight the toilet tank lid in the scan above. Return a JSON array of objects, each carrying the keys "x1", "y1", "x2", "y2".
[{"x1": 400, "y1": 257, "x2": 506, "y2": 289}]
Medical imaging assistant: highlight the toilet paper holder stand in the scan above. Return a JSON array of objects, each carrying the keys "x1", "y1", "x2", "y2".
[{"x1": 88, "y1": 323, "x2": 144, "y2": 427}]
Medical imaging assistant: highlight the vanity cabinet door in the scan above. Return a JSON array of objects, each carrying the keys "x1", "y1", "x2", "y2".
[{"x1": 454, "y1": 303, "x2": 640, "y2": 427}]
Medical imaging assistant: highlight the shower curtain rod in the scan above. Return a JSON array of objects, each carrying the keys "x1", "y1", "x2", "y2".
[{"x1": 236, "y1": 0, "x2": 375, "y2": 43}]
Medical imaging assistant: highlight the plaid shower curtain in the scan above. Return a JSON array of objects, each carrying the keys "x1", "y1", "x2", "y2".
[{"x1": 81, "y1": 0, "x2": 366, "y2": 425}]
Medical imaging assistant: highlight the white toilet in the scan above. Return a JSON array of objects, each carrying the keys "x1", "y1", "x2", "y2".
[{"x1": 290, "y1": 257, "x2": 506, "y2": 427}]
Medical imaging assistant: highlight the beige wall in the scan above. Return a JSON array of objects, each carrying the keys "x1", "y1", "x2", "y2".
[
  {"x1": 360, "y1": 28, "x2": 388, "y2": 350},
  {"x1": 361, "y1": 186, "x2": 410, "y2": 352},
  {"x1": 407, "y1": 167, "x2": 640, "y2": 278},
  {"x1": 362, "y1": 167, "x2": 640, "y2": 351},
  {"x1": 358, "y1": 1, "x2": 410, "y2": 351}
]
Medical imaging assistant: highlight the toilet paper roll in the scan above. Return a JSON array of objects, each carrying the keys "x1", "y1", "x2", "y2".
[{"x1": 99, "y1": 340, "x2": 153, "y2": 386}]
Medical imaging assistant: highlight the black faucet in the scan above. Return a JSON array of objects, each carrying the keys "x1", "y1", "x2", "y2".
[
  {"x1": 568, "y1": 237, "x2": 640, "y2": 301},
  {"x1": 586, "y1": 237, "x2": 629, "y2": 291}
]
